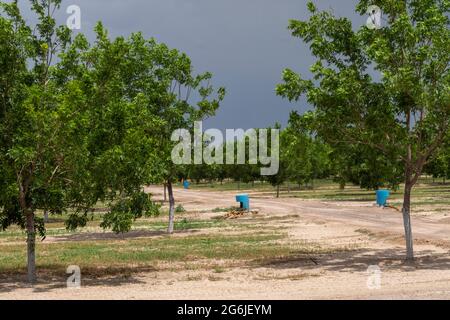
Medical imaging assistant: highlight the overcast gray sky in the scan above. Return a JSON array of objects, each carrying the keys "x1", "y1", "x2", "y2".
[{"x1": 20, "y1": 0, "x2": 367, "y2": 130}]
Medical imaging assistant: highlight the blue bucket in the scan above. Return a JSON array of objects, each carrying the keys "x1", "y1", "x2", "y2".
[
  {"x1": 183, "y1": 180, "x2": 190, "y2": 189},
  {"x1": 376, "y1": 189, "x2": 390, "y2": 207},
  {"x1": 236, "y1": 194, "x2": 250, "y2": 211}
]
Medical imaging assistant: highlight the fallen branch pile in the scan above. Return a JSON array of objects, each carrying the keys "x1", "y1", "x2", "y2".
[{"x1": 223, "y1": 208, "x2": 259, "y2": 219}]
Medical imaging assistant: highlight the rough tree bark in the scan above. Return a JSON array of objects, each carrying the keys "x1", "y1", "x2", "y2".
[
  {"x1": 167, "y1": 181, "x2": 175, "y2": 234},
  {"x1": 26, "y1": 212, "x2": 36, "y2": 283},
  {"x1": 20, "y1": 197, "x2": 36, "y2": 283},
  {"x1": 276, "y1": 185, "x2": 280, "y2": 198},
  {"x1": 402, "y1": 180, "x2": 414, "y2": 261},
  {"x1": 401, "y1": 141, "x2": 418, "y2": 261},
  {"x1": 18, "y1": 170, "x2": 36, "y2": 283}
]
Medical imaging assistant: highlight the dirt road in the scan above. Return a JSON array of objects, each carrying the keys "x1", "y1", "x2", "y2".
[
  {"x1": 169, "y1": 187, "x2": 450, "y2": 242},
  {"x1": 2, "y1": 186, "x2": 450, "y2": 300}
]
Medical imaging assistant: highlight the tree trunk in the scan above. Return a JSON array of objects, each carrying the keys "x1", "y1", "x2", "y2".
[
  {"x1": 402, "y1": 181, "x2": 414, "y2": 260},
  {"x1": 276, "y1": 185, "x2": 280, "y2": 198},
  {"x1": 163, "y1": 183, "x2": 167, "y2": 202},
  {"x1": 287, "y1": 181, "x2": 290, "y2": 193},
  {"x1": 402, "y1": 142, "x2": 415, "y2": 261},
  {"x1": 167, "y1": 181, "x2": 175, "y2": 234},
  {"x1": 26, "y1": 212, "x2": 36, "y2": 283},
  {"x1": 19, "y1": 176, "x2": 36, "y2": 284},
  {"x1": 44, "y1": 210, "x2": 49, "y2": 223}
]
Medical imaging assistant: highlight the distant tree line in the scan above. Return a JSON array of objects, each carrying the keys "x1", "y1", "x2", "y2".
[{"x1": 177, "y1": 111, "x2": 416, "y2": 196}]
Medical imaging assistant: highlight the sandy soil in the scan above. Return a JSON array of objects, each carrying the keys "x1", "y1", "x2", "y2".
[{"x1": 1, "y1": 186, "x2": 450, "y2": 300}]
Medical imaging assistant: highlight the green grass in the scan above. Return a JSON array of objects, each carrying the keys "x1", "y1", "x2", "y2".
[
  {"x1": 187, "y1": 181, "x2": 273, "y2": 191},
  {"x1": 211, "y1": 207, "x2": 236, "y2": 213},
  {"x1": 286, "y1": 181, "x2": 450, "y2": 212},
  {"x1": 213, "y1": 266, "x2": 226, "y2": 273},
  {"x1": 132, "y1": 218, "x2": 228, "y2": 231},
  {"x1": 186, "y1": 179, "x2": 336, "y2": 192},
  {"x1": 0, "y1": 232, "x2": 293, "y2": 274},
  {"x1": 0, "y1": 211, "x2": 348, "y2": 276},
  {"x1": 188, "y1": 178, "x2": 449, "y2": 212},
  {"x1": 0, "y1": 210, "x2": 308, "y2": 276},
  {"x1": 2, "y1": 178, "x2": 446, "y2": 277},
  {"x1": 0, "y1": 217, "x2": 230, "y2": 241}
]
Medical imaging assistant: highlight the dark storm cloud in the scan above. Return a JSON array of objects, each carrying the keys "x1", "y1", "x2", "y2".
[{"x1": 18, "y1": 0, "x2": 366, "y2": 130}]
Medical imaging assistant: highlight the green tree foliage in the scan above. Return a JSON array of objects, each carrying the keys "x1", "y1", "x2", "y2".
[
  {"x1": 277, "y1": 0, "x2": 449, "y2": 260},
  {"x1": 424, "y1": 133, "x2": 450, "y2": 183},
  {"x1": 0, "y1": 0, "x2": 161, "y2": 282},
  {"x1": 329, "y1": 143, "x2": 403, "y2": 191},
  {"x1": 283, "y1": 112, "x2": 331, "y2": 190},
  {"x1": 160, "y1": 83, "x2": 225, "y2": 234},
  {"x1": 0, "y1": 0, "x2": 224, "y2": 281}
]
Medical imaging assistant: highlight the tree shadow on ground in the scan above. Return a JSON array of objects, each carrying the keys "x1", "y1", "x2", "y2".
[
  {"x1": 0, "y1": 265, "x2": 157, "y2": 294},
  {"x1": 257, "y1": 248, "x2": 450, "y2": 273},
  {"x1": 47, "y1": 228, "x2": 199, "y2": 242}
]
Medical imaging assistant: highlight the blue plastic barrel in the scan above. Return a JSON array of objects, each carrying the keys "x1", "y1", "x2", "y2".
[
  {"x1": 183, "y1": 180, "x2": 190, "y2": 189},
  {"x1": 376, "y1": 189, "x2": 390, "y2": 207},
  {"x1": 236, "y1": 194, "x2": 250, "y2": 211}
]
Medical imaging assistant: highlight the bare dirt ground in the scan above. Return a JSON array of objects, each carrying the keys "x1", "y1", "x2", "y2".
[{"x1": 2, "y1": 186, "x2": 450, "y2": 300}]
